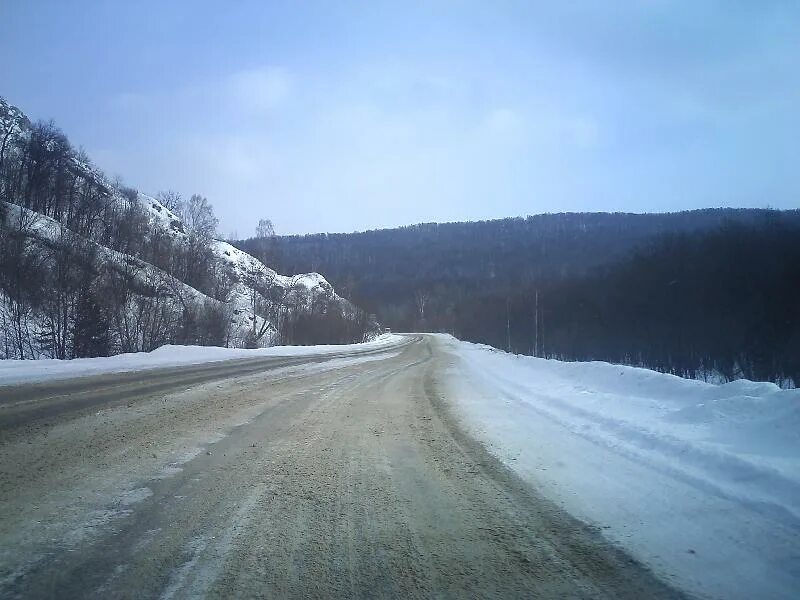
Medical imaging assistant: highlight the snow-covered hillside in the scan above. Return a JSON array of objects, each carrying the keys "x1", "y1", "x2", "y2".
[
  {"x1": 138, "y1": 191, "x2": 332, "y2": 297},
  {"x1": 1, "y1": 194, "x2": 363, "y2": 358},
  {"x1": 138, "y1": 190, "x2": 348, "y2": 308},
  {"x1": 135, "y1": 191, "x2": 357, "y2": 346},
  {"x1": 440, "y1": 335, "x2": 800, "y2": 600},
  {"x1": 1, "y1": 93, "x2": 373, "y2": 359}
]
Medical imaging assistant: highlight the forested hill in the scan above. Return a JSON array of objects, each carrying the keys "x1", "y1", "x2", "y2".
[
  {"x1": 0, "y1": 96, "x2": 374, "y2": 360},
  {"x1": 239, "y1": 209, "x2": 800, "y2": 386}
]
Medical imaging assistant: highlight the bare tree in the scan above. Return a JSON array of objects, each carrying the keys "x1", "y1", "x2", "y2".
[
  {"x1": 242, "y1": 262, "x2": 276, "y2": 346},
  {"x1": 155, "y1": 190, "x2": 183, "y2": 214},
  {"x1": 250, "y1": 218, "x2": 277, "y2": 265},
  {"x1": 256, "y1": 218, "x2": 274, "y2": 239},
  {"x1": 0, "y1": 99, "x2": 28, "y2": 189},
  {"x1": 0, "y1": 205, "x2": 44, "y2": 358},
  {"x1": 184, "y1": 194, "x2": 218, "y2": 241},
  {"x1": 414, "y1": 289, "x2": 429, "y2": 327}
]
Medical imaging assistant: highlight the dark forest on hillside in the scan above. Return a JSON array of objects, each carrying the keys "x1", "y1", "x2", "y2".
[{"x1": 239, "y1": 210, "x2": 800, "y2": 385}]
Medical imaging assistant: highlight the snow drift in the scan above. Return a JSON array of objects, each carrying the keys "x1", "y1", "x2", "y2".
[
  {"x1": 0, "y1": 334, "x2": 404, "y2": 386},
  {"x1": 440, "y1": 335, "x2": 800, "y2": 600}
]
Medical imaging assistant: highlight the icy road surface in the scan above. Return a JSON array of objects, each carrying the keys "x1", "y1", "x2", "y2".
[{"x1": 0, "y1": 335, "x2": 679, "y2": 599}]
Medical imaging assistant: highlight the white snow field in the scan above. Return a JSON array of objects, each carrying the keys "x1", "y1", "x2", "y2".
[
  {"x1": 440, "y1": 334, "x2": 800, "y2": 600},
  {"x1": 0, "y1": 334, "x2": 404, "y2": 385}
]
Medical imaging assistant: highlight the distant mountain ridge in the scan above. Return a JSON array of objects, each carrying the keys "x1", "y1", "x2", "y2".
[
  {"x1": 252, "y1": 207, "x2": 800, "y2": 313},
  {"x1": 243, "y1": 206, "x2": 800, "y2": 385}
]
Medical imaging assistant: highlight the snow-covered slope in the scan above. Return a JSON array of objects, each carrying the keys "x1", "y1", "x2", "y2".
[
  {"x1": 439, "y1": 335, "x2": 800, "y2": 600},
  {"x1": 3, "y1": 201, "x2": 209, "y2": 301},
  {"x1": 138, "y1": 191, "x2": 333, "y2": 292},
  {"x1": 0, "y1": 201, "x2": 239, "y2": 357},
  {"x1": 137, "y1": 192, "x2": 352, "y2": 344},
  {"x1": 137, "y1": 191, "x2": 338, "y2": 295},
  {"x1": 1, "y1": 192, "x2": 363, "y2": 358},
  {"x1": 2, "y1": 93, "x2": 366, "y2": 358}
]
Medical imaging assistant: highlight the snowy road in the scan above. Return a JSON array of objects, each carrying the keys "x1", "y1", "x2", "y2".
[{"x1": 0, "y1": 335, "x2": 679, "y2": 599}]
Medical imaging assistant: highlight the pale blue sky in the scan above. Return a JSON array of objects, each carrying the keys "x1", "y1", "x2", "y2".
[{"x1": 1, "y1": 1, "x2": 798, "y2": 234}]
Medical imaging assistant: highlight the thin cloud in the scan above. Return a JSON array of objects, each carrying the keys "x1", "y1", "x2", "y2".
[
  {"x1": 228, "y1": 67, "x2": 291, "y2": 114},
  {"x1": 7, "y1": 2, "x2": 794, "y2": 234}
]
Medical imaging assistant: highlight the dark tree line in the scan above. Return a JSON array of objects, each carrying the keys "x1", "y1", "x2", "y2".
[
  {"x1": 245, "y1": 210, "x2": 800, "y2": 385},
  {"x1": 458, "y1": 220, "x2": 800, "y2": 385}
]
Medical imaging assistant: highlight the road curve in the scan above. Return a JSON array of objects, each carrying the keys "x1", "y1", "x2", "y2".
[
  {"x1": 0, "y1": 338, "x2": 415, "y2": 431},
  {"x1": 0, "y1": 336, "x2": 682, "y2": 599}
]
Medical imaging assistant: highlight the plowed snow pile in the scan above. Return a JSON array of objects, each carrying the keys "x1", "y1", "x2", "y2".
[
  {"x1": 0, "y1": 335, "x2": 403, "y2": 385},
  {"x1": 441, "y1": 334, "x2": 800, "y2": 600}
]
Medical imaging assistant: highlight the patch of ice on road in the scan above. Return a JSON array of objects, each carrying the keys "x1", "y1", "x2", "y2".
[
  {"x1": 158, "y1": 448, "x2": 205, "y2": 479},
  {"x1": 160, "y1": 536, "x2": 208, "y2": 600},
  {"x1": 438, "y1": 334, "x2": 800, "y2": 600},
  {"x1": 1, "y1": 486, "x2": 154, "y2": 589},
  {"x1": 159, "y1": 486, "x2": 264, "y2": 600},
  {"x1": 61, "y1": 507, "x2": 133, "y2": 548},
  {"x1": 119, "y1": 487, "x2": 153, "y2": 506},
  {"x1": 131, "y1": 528, "x2": 163, "y2": 554},
  {"x1": 65, "y1": 485, "x2": 153, "y2": 545}
]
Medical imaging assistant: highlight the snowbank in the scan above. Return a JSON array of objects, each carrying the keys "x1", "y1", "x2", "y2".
[
  {"x1": 0, "y1": 335, "x2": 405, "y2": 386},
  {"x1": 439, "y1": 335, "x2": 800, "y2": 600}
]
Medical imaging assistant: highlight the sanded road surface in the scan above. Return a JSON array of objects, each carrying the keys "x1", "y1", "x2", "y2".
[{"x1": 0, "y1": 336, "x2": 682, "y2": 599}]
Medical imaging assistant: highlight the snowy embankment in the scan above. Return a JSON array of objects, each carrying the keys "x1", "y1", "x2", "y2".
[
  {"x1": 439, "y1": 334, "x2": 800, "y2": 600},
  {"x1": 0, "y1": 334, "x2": 404, "y2": 386}
]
